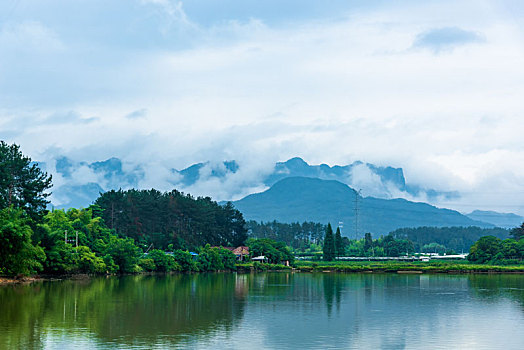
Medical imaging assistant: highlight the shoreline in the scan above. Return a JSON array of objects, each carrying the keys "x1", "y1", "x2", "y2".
[{"x1": 2, "y1": 265, "x2": 523, "y2": 285}]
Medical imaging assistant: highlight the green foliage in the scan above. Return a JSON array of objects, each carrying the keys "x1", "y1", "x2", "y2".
[
  {"x1": 390, "y1": 226, "x2": 509, "y2": 253},
  {"x1": 335, "y1": 227, "x2": 344, "y2": 257},
  {"x1": 40, "y1": 208, "x2": 143, "y2": 274},
  {"x1": 147, "y1": 250, "x2": 179, "y2": 272},
  {"x1": 364, "y1": 232, "x2": 373, "y2": 252},
  {"x1": 94, "y1": 189, "x2": 247, "y2": 250},
  {"x1": 76, "y1": 246, "x2": 106, "y2": 274},
  {"x1": 138, "y1": 258, "x2": 156, "y2": 272},
  {"x1": 195, "y1": 246, "x2": 236, "y2": 271},
  {"x1": 422, "y1": 242, "x2": 447, "y2": 254},
  {"x1": 0, "y1": 141, "x2": 52, "y2": 222},
  {"x1": 219, "y1": 248, "x2": 237, "y2": 270},
  {"x1": 172, "y1": 249, "x2": 196, "y2": 272},
  {"x1": 510, "y1": 222, "x2": 524, "y2": 240},
  {"x1": 247, "y1": 238, "x2": 294, "y2": 264},
  {"x1": 107, "y1": 236, "x2": 141, "y2": 273},
  {"x1": 468, "y1": 235, "x2": 523, "y2": 264},
  {"x1": 246, "y1": 220, "x2": 326, "y2": 250},
  {"x1": 323, "y1": 223, "x2": 336, "y2": 261},
  {"x1": 0, "y1": 208, "x2": 46, "y2": 276},
  {"x1": 197, "y1": 245, "x2": 225, "y2": 271},
  {"x1": 326, "y1": 233, "x2": 414, "y2": 258},
  {"x1": 295, "y1": 260, "x2": 524, "y2": 273}
]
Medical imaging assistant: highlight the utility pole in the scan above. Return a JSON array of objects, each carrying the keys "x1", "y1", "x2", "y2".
[
  {"x1": 65, "y1": 230, "x2": 67, "y2": 244},
  {"x1": 354, "y1": 189, "x2": 361, "y2": 240}
]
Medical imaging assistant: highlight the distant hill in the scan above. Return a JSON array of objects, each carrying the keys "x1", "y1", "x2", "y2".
[
  {"x1": 39, "y1": 156, "x2": 522, "y2": 226},
  {"x1": 43, "y1": 155, "x2": 458, "y2": 209},
  {"x1": 465, "y1": 210, "x2": 523, "y2": 229},
  {"x1": 232, "y1": 177, "x2": 493, "y2": 236}
]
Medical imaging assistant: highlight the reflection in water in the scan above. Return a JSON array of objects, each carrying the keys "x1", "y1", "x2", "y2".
[
  {"x1": 0, "y1": 273, "x2": 523, "y2": 349},
  {"x1": 0, "y1": 274, "x2": 246, "y2": 349}
]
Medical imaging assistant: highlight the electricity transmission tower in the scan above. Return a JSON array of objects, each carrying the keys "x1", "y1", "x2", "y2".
[{"x1": 354, "y1": 189, "x2": 362, "y2": 240}]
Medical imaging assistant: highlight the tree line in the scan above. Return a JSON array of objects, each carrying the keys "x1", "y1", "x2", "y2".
[
  {"x1": 94, "y1": 189, "x2": 247, "y2": 250},
  {"x1": 390, "y1": 226, "x2": 509, "y2": 253},
  {"x1": 467, "y1": 223, "x2": 524, "y2": 264},
  {"x1": 246, "y1": 220, "x2": 325, "y2": 250},
  {"x1": 321, "y1": 224, "x2": 415, "y2": 260},
  {"x1": 0, "y1": 141, "x2": 246, "y2": 276}
]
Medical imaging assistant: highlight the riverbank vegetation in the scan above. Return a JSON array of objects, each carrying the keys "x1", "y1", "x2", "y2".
[
  {"x1": 294, "y1": 260, "x2": 524, "y2": 273},
  {"x1": 95, "y1": 189, "x2": 247, "y2": 249},
  {"x1": 0, "y1": 141, "x2": 245, "y2": 277},
  {"x1": 247, "y1": 220, "x2": 510, "y2": 258},
  {"x1": 467, "y1": 232, "x2": 524, "y2": 265},
  {"x1": 1, "y1": 140, "x2": 523, "y2": 278}
]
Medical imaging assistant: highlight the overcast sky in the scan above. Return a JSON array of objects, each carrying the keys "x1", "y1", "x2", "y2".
[{"x1": 1, "y1": 0, "x2": 524, "y2": 214}]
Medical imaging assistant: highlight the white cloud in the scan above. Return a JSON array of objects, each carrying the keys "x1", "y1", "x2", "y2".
[
  {"x1": 1, "y1": 0, "x2": 524, "y2": 214},
  {"x1": 0, "y1": 21, "x2": 64, "y2": 53},
  {"x1": 349, "y1": 164, "x2": 388, "y2": 198}
]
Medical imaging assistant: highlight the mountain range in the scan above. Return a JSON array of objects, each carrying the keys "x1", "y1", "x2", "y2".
[
  {"x1": 465, "y1": 210, "x2": 523, "y2": 229},
  {"x1": 37, "y1": 156, "x2": 522, "y2": 230},
  {"x1": 43, "y1": 156, "x2": 456, "y2": 207},
  {"x1": 232, "y1": 176, "x2": 495, "y2": 236}
]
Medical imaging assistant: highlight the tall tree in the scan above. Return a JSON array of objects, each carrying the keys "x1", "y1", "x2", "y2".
[
  {"x1": 510, "y1": 222, "x2": 524, "y2": 240},
  {"x1": 0, "y1": 141, "x2": 52, "y2": 222},
  {"x1": 94, "y1": 189, "x2": 247, "y2": 249},
  {"x1": 323, "y1": 223, "x2": 335, "y2": 261},
  {"x1": 335, "y1": 226, "x2": 344, "y2": 257},
  {"x1": 0, "y1": 207, "x2": 46, "y2": 276},
  {"x1": 364, "y1": 232, "x2": 373, "y2": 255}
]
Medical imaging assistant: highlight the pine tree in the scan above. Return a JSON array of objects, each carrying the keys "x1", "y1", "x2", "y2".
[
  {"x1": 335, "y1": 226, "x2": 344, "y2": 257},
  {"x1": 364, "y1": 232, "x2": 373, "y2": 254},
  {"x1": 0, "y1": 141, "x2": 52, "y2": 222},
  {"x1": 323, "y1": 223, "x2": 335, "y2": 261},
  {"x1": 510, "y1": 222, "x2": 524, "y2": 240}
]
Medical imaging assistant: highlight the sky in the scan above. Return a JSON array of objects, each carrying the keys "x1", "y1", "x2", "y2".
[{"x1": 1, "y1": 0, "x2": 524, "y2": 215}]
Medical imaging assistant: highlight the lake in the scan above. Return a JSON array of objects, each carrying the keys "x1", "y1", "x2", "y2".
[{"x1": 1, "y1": 273, "x2": 523, "y2": 349}]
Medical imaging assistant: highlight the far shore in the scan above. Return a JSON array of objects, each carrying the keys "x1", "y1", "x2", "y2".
[{"x1": 2, "y1": 262, "x2": 524, "y2": 286}]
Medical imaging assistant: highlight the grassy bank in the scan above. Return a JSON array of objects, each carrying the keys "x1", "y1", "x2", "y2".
[{"x1": 293, "y1": 260, "x2": 524, "y2": 273}]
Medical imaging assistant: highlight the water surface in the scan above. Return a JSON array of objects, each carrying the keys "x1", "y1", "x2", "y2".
[{"x1": 1, "y1": 273, "x2": 523, "y2": 349}]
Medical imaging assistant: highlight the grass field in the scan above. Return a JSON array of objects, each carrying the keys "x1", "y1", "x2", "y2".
[{"x1": 237, "y1": 260, "x2": 524, "y2": 273}]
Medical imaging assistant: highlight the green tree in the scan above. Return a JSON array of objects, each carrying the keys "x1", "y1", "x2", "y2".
[
  {"x1": 147, "y1": 249, "x2": 178, "y2": 272},
  {"x1": 76, "y1": 246, "x2": 106, "y2": 274},
  {"x1": 510, "y1": 222, "x2": 524, "y2": 240},
  {"x1": 247, "y1": 238, "x2": 293, "y2": 264},
  {"x1": 107, "y1": 236, "x2": 141, "y2": 273},
  {"x1": 0, "y1": 208, "x2": 46, "y2": 276},
  {"x1": 323, "y1": 223, "x2": 335, "y2": 261},
  {"x1": 172, "y1": 249, "x2": 195, "y2": 272},
  {"x1": 363, "y1": 232, "x2": 373, "y2": 254},
  {"x1": 501, "y1": 239, "x2": 519, "y2": 260},
  {"x1": 334, "y1": 227, "x2": 344, "y2": 257},
  {"x1": 468, "y1": 236, "x2": 502, "y2": 263},
  {"x1": 219, "y1": 247, "x2": 237, "y2": 270},
  {"x1": 138, "y1": 258, "x2": 156, "y2": 272},
  {"x1": 422, "y1": 242, "x2": 447, "y2": 254},
  {"x1": 0, "y1": 141, "x2": 52, "y2": 222}
]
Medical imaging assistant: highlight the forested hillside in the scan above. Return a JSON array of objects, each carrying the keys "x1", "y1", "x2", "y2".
[
  {"x1": 233, "y1": 177, "x2": 492, "y2": 235},
  {"x1": 95, "y1": 189, "x2": 247, "y2": 249},
  {"x1": 246, "y1": 221, "x2": 326, "y2": 250},
  {"x1": 390, "y1": 226, "x2": 509, "y2": 253}
]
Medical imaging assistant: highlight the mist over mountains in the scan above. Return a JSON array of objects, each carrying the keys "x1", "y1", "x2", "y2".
[
  {"x1": 37, "y1": 155, "x2": 522, "y2": 230},
  {"x1": 42, "y1": 156, "x2": 456, "y2": 206}
]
